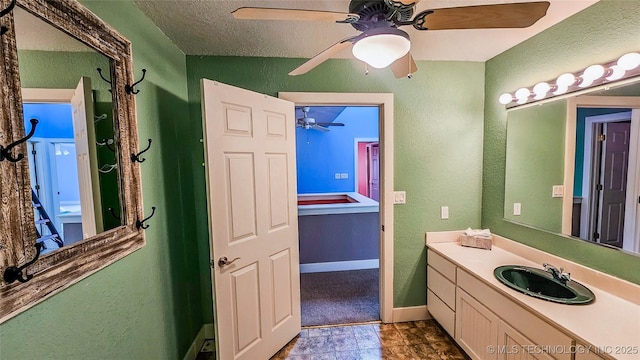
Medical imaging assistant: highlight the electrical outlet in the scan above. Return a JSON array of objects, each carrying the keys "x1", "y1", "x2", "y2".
[
  {"x1": 334, "y1": 173, "x2": 341, "y2": 179},
  {"x1": 513, "y1": 203, "x2": 521, "y2": 216},
  {"x1": 394, "y1": 191, "x2": 406, "y2": 204},
  {"x1": 441, "y1": 206, "x2": 449, "y2": 220},
  {"x1": 340, "y1": 173, "x2": 349, "y2": 179},
  {"x1": 200, "y1": 339, "x2": 215, "y2": 353}
]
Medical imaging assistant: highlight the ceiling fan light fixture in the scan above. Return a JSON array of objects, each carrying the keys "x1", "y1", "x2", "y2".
[{"x1": 352, "y1": 28, "x2": 410, "y2": 69}]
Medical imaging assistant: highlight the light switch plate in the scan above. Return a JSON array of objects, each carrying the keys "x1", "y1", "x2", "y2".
[
  {"x1": 394, "y1": 191, "x2": 406, "y2": 204},
  {"x1": 340, "y1": 173, "x2": 349, "y2": 179},
  {"x1": 513, "y1": 203, "x2": 521, "y2": 216},
  {"x1": 552, "y1": 185, "x2": 564, "y2": 198},
  {"x1": 335, "y1": 173, "x2": 341, "y2": 179},
  {"x1": 441, "y1": 206, "x2": 449, "y2": 220}
]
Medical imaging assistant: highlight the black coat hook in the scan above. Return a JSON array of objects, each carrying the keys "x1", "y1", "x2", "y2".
[
  {"x1": 3, "y1": 243, "x2": 44, "y2": 284},
  {"x1": 108, "y1": 207, "x2": 121, "y2": 221},
  {"x1": 125, "y1": 69, "x2": 147, "y2": 95},
  {"x1": 131, "y1": 138, "x2": 152, "y2": 163},
  {"x1": 0, "y1": 0, "x2": 17, "y2": 35},
  {"x1": 1, "y1": 118, "x2": 38, "y2": 162},
  {"x1": 96, "y1": 68, "x2": 113, "y2": 92},
  {"x1": 136, "y1": 206, "x2": 156, "y2": 230}
]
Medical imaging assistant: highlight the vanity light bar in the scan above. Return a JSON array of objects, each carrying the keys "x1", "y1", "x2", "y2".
[{"x1": 499, "y1": 52, "x2": 640, "y2": 107}]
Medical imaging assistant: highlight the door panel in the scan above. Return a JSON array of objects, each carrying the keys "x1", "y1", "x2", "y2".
[
  {"x1": 598, "y1": 121, "x2": 631, "y2": 247},
  {"x1": 202, "y1": 79, "x2": 300, "y2": 360}
]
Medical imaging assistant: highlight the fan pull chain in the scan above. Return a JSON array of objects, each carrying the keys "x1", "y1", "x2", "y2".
[{"x1": 364, "y1": 63, "x2": 369, "y2": 76}]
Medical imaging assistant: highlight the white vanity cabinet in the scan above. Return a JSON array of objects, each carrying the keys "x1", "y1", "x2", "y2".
[
  {"x1": 427, "y1": 249, "x2": 573, "y2": 360},
  {"x1": 427, "y1": 250, "x2": 457, "y2": 337}
]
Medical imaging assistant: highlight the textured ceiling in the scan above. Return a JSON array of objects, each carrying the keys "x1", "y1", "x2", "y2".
[{"x1": 132, "y1": 0, "x2": 599, "y2": 61}]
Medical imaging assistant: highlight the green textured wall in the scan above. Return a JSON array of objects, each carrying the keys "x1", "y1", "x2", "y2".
[
  {"x1": 483, "y1": 0, "x2": 640, "y2": 284},
  {"x1": 186, "y1": 57, "x2": 485, "y2": 311},
  {"x1": 503, "y1": 101, "x2": 565, "y2": 232},
  {"x1": 0, "y1": 2, "x2": 203, "y2": 359}
]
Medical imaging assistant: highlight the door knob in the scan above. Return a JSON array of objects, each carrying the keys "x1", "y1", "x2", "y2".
[{"x1": 218, "y1": 256, "x2": 241, "y2": 267}]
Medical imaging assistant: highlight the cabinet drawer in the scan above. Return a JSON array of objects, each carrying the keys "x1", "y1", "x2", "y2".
[
  {"x1": 427, "y1": 265, "x2": 456, "y2": 310},
  {"x1": 457, "y1": 268, "x2": 573, "y2": 360},
  {"x1": 428, "y1": 250, "x2": 456, "y2": 282},
  {"x1": 427, "y1": 289, "x2": 455, "y2": 337}
]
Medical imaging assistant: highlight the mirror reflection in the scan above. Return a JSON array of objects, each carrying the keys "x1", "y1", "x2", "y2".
[
  {"x1": 504, "y1": 81, "x2": 640, "y2": 255},
  {"x1": 15, "y1": 7, "x2": 122, "y2": 255}
]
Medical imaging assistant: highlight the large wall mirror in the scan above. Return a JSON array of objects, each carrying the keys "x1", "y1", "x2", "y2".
[
  {"x1": 504, "y1": 80, "x2": 640, "y2": 256},
  {"x1": 0, "y1": 0, "x2": 144, "y2": 322}
]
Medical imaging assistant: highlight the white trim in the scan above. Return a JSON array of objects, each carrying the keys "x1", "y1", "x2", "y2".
[
  {"x1": 299, "y1": 259, "x2": 379, "y2": 273},
  {"x1": 628, "y1": 109, "x2": 640, "y2": 253},
  {"x1": 353, "y1": 137, "x2": 379, "y2": 196},
  {"x1": 392, "y1": 305, "x2": 431, "y2": 323},
  {"x1": 22, "y1": 88, "x2": 75, "y2": 103},
  {"x1": 182, "y1": 323, "x2": 215, "y2": 360},
  {"x1": 279, "y1": 92, "x2": 394, "y2": 323}
]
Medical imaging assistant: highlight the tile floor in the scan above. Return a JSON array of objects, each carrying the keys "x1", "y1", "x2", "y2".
[{"x1": 198, "y1": 320, "x2": 470, "y2": 360}]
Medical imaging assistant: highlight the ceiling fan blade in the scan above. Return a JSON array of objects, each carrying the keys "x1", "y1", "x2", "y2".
[
  {"x1": 415, "y1": 2, "x2": 550, "y2": 30},
  {"x1": 390, "y1": 52, "x2": 418, "y2": 79},
  {"x1": 316, "y1": 122, "x2": 345, "y2": 127},
  {"x1": 311, "y1": 124, "x2": 330, "y2": 132},
  {"x1": 232, "y1": 7, "x2": 359, "y2": 22},
  {"x1": 289, "y1": 37, "x2": 355, "y2": 76}
]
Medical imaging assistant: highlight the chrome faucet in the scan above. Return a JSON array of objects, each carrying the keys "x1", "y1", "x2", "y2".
[{"x1": 543, "y1": 263, "x2": 571, "y2": 282}]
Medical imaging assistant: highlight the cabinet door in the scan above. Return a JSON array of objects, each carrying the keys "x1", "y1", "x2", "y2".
[
  {"x1": 456, "y1": 288, "x2": 499, "y2": 360},
  {"x1": 498, "y1": 321, "x2": 555, "y2": 360}
]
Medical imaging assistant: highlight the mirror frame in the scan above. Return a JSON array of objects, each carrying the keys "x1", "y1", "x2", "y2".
[{"x1": 0, "y1": 0, "x2": 144, "y2": 322}]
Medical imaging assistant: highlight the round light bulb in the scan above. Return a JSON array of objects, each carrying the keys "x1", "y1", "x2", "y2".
[
  {"x1": 617, "y1": 52, "x2": 640, "y2": 71},
  {"x1": 533, "y1": 82, "x2": 551, "y2": 99},
  {"x1": 515, "y1": 88, "x2": 530, "y2": 104},
  {"x1": 605, "y1": 65, "x2": 625, "y2": 81},
  {"x1": 553, "y1": 85, "x2": 569, "y2": 95},
  {"x1": 556, "y1": 73, "x2": 576, "y2": 88},
  {"x1": 579, "y1": 64, "x2": 605, "y2": 87},
  {"x1": 499, "y1": 93, "x2": 513, "y2": 105}
]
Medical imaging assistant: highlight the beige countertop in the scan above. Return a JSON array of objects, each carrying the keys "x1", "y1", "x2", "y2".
[{"x1": 426, "y1": 232, "x2": 640, "y2": 360}]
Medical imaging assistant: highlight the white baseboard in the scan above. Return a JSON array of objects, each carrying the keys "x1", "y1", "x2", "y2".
[
  {"x1": 299, "y1": 259, "x2": 379, "y2": 273},
  {"x1": 182, "y1": 323, "x2": 215, "y2": 360},
  {"x1": 392, "y1": 305, "x2": 431, "y2": 323}
]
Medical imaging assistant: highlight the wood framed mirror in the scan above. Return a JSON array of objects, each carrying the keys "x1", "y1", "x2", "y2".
[{"x1": 0, "y1": 0, "x2": 144, "y2": 322}]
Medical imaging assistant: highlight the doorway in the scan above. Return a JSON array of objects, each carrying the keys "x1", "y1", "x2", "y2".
[
  {"x1": 564, "y1": 96, "x2": 640, "y2": 253},
  {"x1": 295, "y1": 106, "x2": 380, "y2": 326},
  {"x1": 280, "y1": 92, "x2": 395, "y2": 324}
]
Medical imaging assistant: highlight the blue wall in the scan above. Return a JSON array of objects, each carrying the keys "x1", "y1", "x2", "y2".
[
  {"x1": 296, "y1": 106, "x2": 378, "y2": 194},
  {"x1": 23, "y1": 103, "x2": 74, "y2": 139}
]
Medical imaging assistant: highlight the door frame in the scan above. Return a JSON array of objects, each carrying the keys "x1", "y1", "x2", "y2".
[
  {"x1": 563, "y1": 95, "x2": 640, "y2": 253},
  {"x1": 279, "y1": 92, "x2": 394, "y2": 323},
  {"x1": 354, "y1": 137, "x2": 379, "y2": 197},
  {"x1": 580, "y1": 112, "x2": 632, "y2": 241}
]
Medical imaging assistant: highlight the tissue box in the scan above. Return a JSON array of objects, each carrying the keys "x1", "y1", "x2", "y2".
[{"x1": 460, "y1": 235, "x2": 492, "y2": 250}]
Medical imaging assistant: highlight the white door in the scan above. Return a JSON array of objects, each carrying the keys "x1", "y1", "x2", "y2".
[
  {"x1": 71, "y1": 77, "x2": 102, "y2": 237},
  {"x1": 201, "y1": 79, "x2": 301, "y2": 360}
]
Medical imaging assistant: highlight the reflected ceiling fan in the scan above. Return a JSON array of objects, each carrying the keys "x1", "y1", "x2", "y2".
[
  {"x1": 233, "y1": 0, "x2": 550, "y2": 78},
  {"x1": 296, "y1": 106, "x2": 345, "y2": 132}
]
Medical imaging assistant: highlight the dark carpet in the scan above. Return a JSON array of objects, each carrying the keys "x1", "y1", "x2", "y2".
[{"x1": 300, "y1": 268, "x2": 379, "y2": 327}]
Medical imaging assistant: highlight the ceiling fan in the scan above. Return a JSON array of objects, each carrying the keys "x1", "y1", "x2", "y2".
[
  {"x1": 296, "y1": 107, "x2": 345, "y2": 132},
  {"x1": 232, "y1": 0, "x2": 550, "y2": 78}
]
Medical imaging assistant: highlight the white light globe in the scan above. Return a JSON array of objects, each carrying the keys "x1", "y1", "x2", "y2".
[
  {"x1": 556, "y1": 73, "x2": 576, "y2": 88},
  {"x1": 533, "y1": 82, "x2": 551, "y2": 99},
  {"x1": 617, "y1": 52, "x2": 640, "y2": 71},
  {"x1": 605, "y1": 65, "x2": 625, "y2": 81},
  {"x1": 352, "y1": 29, "x2": 411, "y2": 69},
  {"x1": 553, "y1": 86, "x2": 569, "y2": 95},
  {"x1": 498, "y1": 93, "x2": 513, "y2": 105},
  {"x1": 580, "y1": 64, "x2": 605, "y2": 87}
]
